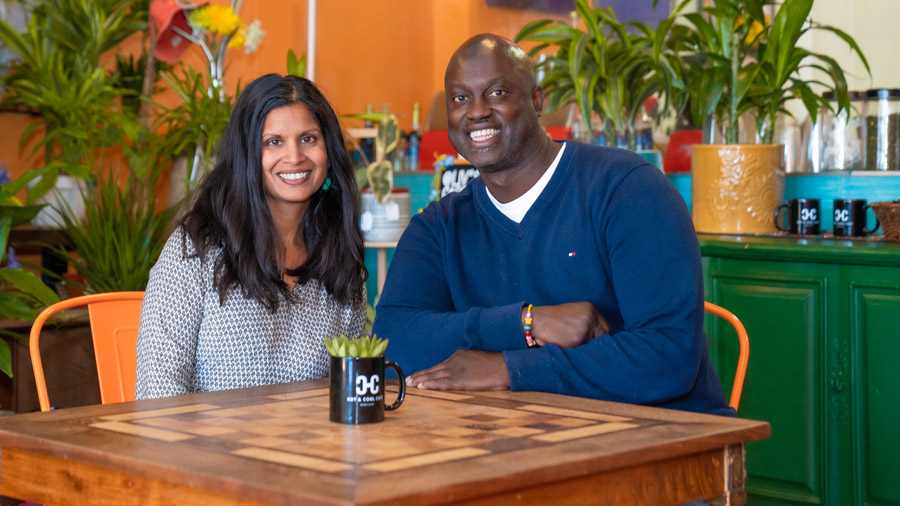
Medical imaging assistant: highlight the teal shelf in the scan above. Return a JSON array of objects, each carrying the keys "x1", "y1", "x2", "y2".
[
  {"x1": 365, "y1": 171, "x2": 435, "y2": 305},
  {"x1": 669, "y1": 173, "x2": 691, "y2": 210}
]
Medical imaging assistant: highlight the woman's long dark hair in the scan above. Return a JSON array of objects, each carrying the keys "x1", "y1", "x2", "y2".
[{"x1": 181, "y1": 74, "x2": 366, "y2": 311}]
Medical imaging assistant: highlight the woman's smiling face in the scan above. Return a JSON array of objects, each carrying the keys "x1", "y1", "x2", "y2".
[{"x1": 260, "y1": 103, "x2": 328, "y2": 218}]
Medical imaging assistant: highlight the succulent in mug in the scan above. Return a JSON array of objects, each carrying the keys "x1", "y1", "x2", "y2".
[{"x1": 325, "y1": 334, "x2": 389, "y2": 358}]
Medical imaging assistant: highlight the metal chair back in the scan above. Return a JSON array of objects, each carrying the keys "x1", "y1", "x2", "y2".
[
  {"x1": 30, "y1": 292, "x2": 144, "y2": 411},
  {"x1": 705, "y1": 301, "x2": 750, "y2": 411}
]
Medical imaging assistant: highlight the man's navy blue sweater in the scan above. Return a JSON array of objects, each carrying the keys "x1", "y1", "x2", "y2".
[{"x1": 374, "y1": 141, "x2": 732, "y2": 416}]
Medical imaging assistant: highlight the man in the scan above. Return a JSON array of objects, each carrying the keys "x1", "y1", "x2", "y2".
[{"x1": 372, "y1": 34, "x2": 732, "y2": 416}]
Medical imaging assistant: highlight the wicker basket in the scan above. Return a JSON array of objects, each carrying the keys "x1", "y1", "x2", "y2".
[{"x1": 870, "y1": 200, "x2": 900, "y2": 241}]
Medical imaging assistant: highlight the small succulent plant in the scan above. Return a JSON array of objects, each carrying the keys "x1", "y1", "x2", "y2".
[{"x1": 325, "y1": 334, "x2": 388, "y2": 358}]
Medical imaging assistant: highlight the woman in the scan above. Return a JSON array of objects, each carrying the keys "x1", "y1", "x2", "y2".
[{"x1": 136, "y1": 74, "x2": 367, "y2": 399}]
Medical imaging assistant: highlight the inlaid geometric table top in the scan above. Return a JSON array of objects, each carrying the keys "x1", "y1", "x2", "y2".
[{"x1": 90, "y1": 387, "x2": 640, "y2": 476}]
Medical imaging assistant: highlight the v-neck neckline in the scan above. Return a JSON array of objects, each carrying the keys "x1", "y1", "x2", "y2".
[{"x1": 474, "y1": 141, "x2": 572, "y2": 238}]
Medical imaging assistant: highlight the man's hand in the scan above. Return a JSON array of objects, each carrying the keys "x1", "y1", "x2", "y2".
[
  {"x1": 529, "y1": 302, "x2": 609, "y2": 348},
  {"x1": 405, "y1": 350, "x2": 510, "y2": 391}
]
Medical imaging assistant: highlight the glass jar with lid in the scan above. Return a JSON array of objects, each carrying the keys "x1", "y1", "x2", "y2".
[
  {"x1": 862, "y1": 88, "x2": 900, "y2": 170},
  {"x1": 810, "y1": 90, "x2": 864, "y2": 171}
]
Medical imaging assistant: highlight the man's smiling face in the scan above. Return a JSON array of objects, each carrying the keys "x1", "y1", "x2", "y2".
[{"x1": 444, "y1": 39, "x2": 544, "y2": 173}]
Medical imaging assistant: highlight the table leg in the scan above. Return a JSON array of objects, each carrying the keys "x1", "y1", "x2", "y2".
[{"x1": 376, "y1": 247, "x2": 387, "y2": 296}]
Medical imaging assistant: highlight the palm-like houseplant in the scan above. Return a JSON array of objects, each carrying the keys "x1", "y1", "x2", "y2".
[
  {"x1": 515, "y1": 0, "x2": 685, "y2": 151},
  {"x1": 0, "y1": 0, "x2": 177, "y2": 293},
  {"x1": 662, "y1": 0, "x2": 869, "y2": 233},
  {"x1": 666, "y1": 0, "x2": 869, "y2": 145},
  {"x1": 0, "y1": 0, "x2": 145, "y2": 192}
]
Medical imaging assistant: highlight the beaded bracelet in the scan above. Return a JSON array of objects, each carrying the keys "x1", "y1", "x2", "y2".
[{"x1": 523, "y1": 304, "x2": 537, "y2": 348}]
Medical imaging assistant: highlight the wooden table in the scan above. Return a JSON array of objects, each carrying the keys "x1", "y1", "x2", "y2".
[{"x1": 0, "y1": 380, "x2": 769, "y2": 506}]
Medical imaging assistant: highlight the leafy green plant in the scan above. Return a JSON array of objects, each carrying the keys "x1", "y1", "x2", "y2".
[
  {"x1": 111, "y1": 53, "x2": 170, "y2": 116},
  {"x1": 0, "y1": 0, "x2": 146, "y2": 190},
  {"x1": 152, "y1": 66, "x2": 237, "y2": 190},
  {"x1": 325, "y1": 334, "x2": 388, "y2": 358},
  {"x1": 0, "y1": 168, "x2": 61, "y2": 377},
  {"x1": 287, "y1": 49, "x2": 306, "y2": 77},
  {"x1": 31, "y1": 0, "x2": 145, "y2": 62},
  {"x1": 362, "y1": 293, "x2": 381, "y2": 335},
  {"x1": 1, "y1": 0, "x2": 179, "y2": 295},
  {"x1": 365, "y1": 304, "x2": 375, "y2": 335},
  {"x1": 515, "y1": 0, "x2": 684, "y2": 149},
  {"x1": 663, "y1": 0, "x2": 869, "y2": 144},
  {"x1": 346, "y1": 112, "x2": 399, "y2": 203},
  {"x1": 54, "y1": 159, "x2": 175, "y2": 293},
  {"x1": 152, "y1": 1, "x2": 261, "y2": 190}
]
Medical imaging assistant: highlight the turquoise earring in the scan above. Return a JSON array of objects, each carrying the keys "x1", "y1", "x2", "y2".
[{"x1": 321, "y1": 177, "x2": 332, "y2": 191}]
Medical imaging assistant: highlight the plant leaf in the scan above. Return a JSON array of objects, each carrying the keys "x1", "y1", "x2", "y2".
[
  {"x1": 0, "y1": 339, "x2": 11, "y2": 378},
  {"x1": 0, "y1": 267, "x2": 59, "y2": 307},
  {"x1": 367, "y1": 160, "x2": 394, "y2": 203}
]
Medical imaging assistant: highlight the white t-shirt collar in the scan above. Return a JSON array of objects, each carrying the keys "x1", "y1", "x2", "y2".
[{"x1": 486, "y1": 143, "x2": 566, "y2": 224}]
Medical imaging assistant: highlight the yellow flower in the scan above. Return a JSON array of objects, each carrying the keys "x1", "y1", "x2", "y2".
[
  {"x1": 190, "y1": 5, "x2": 241, "y2": 36},
  {"x1": 736, "y1": 15, "x2": 770, "y2": 46},
  {"x1": 228, "y1": 29, "x2": 245, "y2": 49},
  {"x1": 745, "y1": 19, "x2": 767, "y2": 45}
]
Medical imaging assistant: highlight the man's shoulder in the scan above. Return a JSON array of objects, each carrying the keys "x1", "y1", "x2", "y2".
[
  {"x1": 557, "y1": 142, "x2": 664, "y2": 195},
  {"x1": 418, "y1": 178, "x2": 480, "y2": 222},
  {"x1": 566, "y1": 141, "x2": 654, "y2": 173}
]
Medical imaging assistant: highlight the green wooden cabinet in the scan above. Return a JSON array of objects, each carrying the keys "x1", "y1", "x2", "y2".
[{"x1": 699, "y1": 235, "x2": 900, "y2": 506}]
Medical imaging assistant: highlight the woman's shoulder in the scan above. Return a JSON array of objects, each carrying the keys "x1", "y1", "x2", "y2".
[{"x1": 157, "y1": 227, "x2": 220, "y2": 268}]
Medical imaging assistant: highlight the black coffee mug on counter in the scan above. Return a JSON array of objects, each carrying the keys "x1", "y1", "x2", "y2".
[
  {"x1": 775, "y1": 198, "x2": 820, "y2": 235},
  {"x1": 833, "y1": 199, "x2": 879, "y2": 237},
  {"x1": 329, "y1": 356, "x2": 405, "y2": 424}
]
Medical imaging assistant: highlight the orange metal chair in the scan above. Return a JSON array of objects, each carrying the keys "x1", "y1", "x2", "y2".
[
  {"x1": 704, "y1": 301, "x2": 750, "y2": 412},
  {"x1": 30, "y1": 292, "x2": 144, "y2": 412}
]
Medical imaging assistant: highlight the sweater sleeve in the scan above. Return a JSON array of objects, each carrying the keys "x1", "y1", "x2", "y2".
[
  {"x1": 135, "y1": 230, "x2": 204, "y2": 400},
  {"x1": 505, "y1": 165, "x2": 706, "y2": 405},
  {"x1": 373, "y1": 211, "x2": 526, "y2": 374}
]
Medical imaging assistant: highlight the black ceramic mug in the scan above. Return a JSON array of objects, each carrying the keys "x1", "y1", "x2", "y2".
[
  {"x1": 329, "y1": 356, "x2": 405, "y2": 424},
  {"x1": 833, "y1": 199, "x2": 880, "y2": 237},
  {"x1": 775, "y1": 198, "x2": 820, "y2": 235}
]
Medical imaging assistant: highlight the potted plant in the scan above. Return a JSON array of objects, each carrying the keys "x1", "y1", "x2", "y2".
[
  {"x1": 346, "y1": 111, "x2": 410, "y2": 243},
  {"x1": 148, "y1": 0, "x2": 264, "y2": 203},
  {"x1": 54, "y1": 159, "x2": 176, "y2": 293},
  {"x1": 0, "y1": 0, "x2": 180, "y2": 293},
  {"x1": 665, "y1": 0, "x2": 869, "y2": 233},
  {"x1": 515, "y1": 0, "x2": 686, "y2": 152},
  {"x1": 0, "y1": 167, "x2": 60, "y2": 377},
  {"x1": 0, "y1": 0, "x2": 148, "y2": 228}
]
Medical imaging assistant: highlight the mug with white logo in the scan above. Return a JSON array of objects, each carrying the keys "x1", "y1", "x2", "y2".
[
  {"x1": 329, "y1": 355, "x2": 405, "y2": 424},
  {"x1": 775, "y1": 198, "x2": 820, "y2": 235},
  {"x1": 833, "y1": 199, "x2": 879, "y2": 237}
]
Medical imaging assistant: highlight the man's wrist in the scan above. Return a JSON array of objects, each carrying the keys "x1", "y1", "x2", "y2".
[{"x1": 522, "y1": 303, "x2": 538, "y2": 348}]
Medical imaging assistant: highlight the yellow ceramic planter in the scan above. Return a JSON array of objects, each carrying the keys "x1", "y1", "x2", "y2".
[{"x1": 692, "y1": 144, "x2": 785, "y2": 234}]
